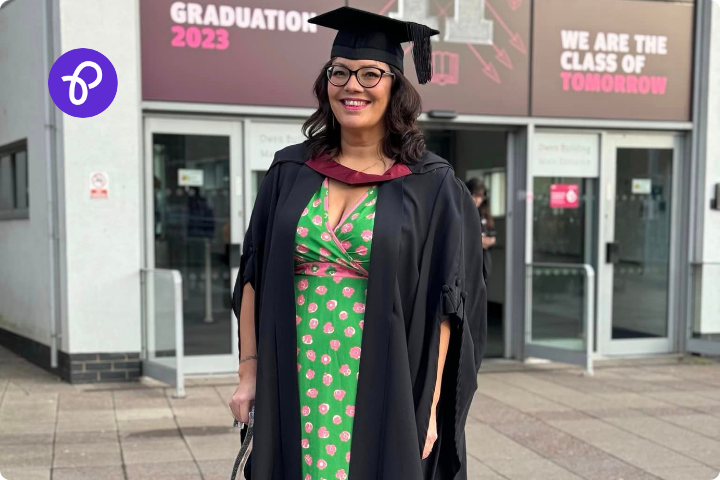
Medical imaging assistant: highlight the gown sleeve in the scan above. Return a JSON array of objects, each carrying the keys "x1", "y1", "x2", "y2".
[
  {"x1": 440, "y1": 175, "x2": 487, "y2": 371},
  {"x1": 432, "y1": 171, "x2": 488, "y2": 470},
  {"x1": 231, "y1": 165, "x2": 279, "y2": 355}
]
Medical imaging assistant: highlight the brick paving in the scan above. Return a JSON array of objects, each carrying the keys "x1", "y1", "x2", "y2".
[{"x1": 1, "y1": 345, "x2": 719, "y2": 480}]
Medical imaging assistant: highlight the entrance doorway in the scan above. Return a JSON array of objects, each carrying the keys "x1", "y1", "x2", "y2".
[
  {"x1": 598, "y1": 133, "x2": 681, "y2": 356},
  {"x1": 144, "y1": 117, "x2": 243, "y2": 374},
  {"x1": 524, "y1": 130, "x2": 682, "y2": 368}
]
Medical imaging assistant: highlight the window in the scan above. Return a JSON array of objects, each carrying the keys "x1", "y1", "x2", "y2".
[{"x1": 0, "y1": 140, "x2": 29, "y2": 220}]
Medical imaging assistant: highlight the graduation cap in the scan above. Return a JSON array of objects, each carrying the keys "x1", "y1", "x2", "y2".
[{"x1": 308, "y1": 7, "x2": 440, "y2": 85}]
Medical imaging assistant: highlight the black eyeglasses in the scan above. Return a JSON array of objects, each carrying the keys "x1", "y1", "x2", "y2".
[{"x1": 326, "y1": 65, "x2": 395, "y2": 88}]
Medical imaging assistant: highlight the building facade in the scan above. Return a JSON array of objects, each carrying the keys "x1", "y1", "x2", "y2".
[{"x1": 0, "y1": 0, "x2": 717, "y2": 383}]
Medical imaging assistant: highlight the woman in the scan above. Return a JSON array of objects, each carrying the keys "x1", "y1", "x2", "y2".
[
  {"x1": 466, "y1": 178, "x2": 496, "y2": 277},
  {"x1": 229, "y1": 7, "x2": 487, "y2": 480}
]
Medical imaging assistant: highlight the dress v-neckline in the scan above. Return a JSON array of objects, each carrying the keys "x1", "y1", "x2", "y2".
[{"x1": 323, "y1": 177, "x2": 373, "y2": 233}]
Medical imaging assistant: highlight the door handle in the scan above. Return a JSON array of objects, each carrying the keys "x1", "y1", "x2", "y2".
[{"x1": 606, "y1": 242, "x2": 620, "y2": 264}]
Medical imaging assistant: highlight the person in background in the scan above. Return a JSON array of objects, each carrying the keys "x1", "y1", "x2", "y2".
[{"x1": 466, "y1": 177, "x2": 496, "y2": 276}]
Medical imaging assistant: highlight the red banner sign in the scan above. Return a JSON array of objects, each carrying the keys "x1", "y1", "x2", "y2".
[{"x1": 550, "y1": 184, "x2": 579, "y2": 209}]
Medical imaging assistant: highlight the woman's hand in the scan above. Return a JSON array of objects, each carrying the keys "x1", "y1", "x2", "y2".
[
  {"x1": 482, "y1": 235, "x2": 496, "y2": 249},
  {"x1": 229, "y1": 360, "x2": 257, "y2": 424},
  {"x1": 422, "y1": 410, "x2": 438, "y2": 459}
]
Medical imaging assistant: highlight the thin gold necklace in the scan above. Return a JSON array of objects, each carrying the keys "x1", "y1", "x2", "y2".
[{"x1": 335, "y1": 157, "x2": 386, "y2": 174}]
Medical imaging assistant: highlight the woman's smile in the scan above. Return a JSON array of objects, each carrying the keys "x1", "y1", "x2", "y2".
[{"x1": 340, "y1": 98, "x2": 371, "y2": 111}]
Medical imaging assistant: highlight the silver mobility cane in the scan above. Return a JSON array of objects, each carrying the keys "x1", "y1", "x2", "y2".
[{"x1": 231, "y1": 405, "x2": 254, "y2": 480}]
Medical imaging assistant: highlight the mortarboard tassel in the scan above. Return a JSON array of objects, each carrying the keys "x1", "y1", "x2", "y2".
[{"x1": 406, "y1": 22, "x2": 434, "y2": 84}]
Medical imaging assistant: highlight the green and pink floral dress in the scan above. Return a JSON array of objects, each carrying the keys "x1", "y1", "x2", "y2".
[{"x1": 294, "y1": 177, "x2": 377, "y2": 480}]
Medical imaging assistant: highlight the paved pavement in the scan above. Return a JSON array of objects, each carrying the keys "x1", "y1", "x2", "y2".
[{"x1": 1, "y1": 345, "x2": 719, "y2": 480}]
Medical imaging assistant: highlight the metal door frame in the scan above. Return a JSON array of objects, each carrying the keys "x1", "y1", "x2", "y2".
[
  {"x1": 597, "y1": 132, "x2": 683, "y2": 356},
  {"x1": 143, "y1": 116, "x2": 243, "y2": 375}
]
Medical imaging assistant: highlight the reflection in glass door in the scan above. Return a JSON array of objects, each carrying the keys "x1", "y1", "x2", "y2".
[
  {"x1": 611, "y1": 149, "x2": 672, "y2": 339},
  {"x1": 529, "y1": 177, "x2": 598, "y2": 351},
  {"x1": 599, "y1": 134, "x2": 679, "y2": 355},
  {"x1": 145, "y1": 118, "x2": 242, "y2": 374},
  {"x1": 153, "y1": 133, "x2": 231, "y2": 356}
]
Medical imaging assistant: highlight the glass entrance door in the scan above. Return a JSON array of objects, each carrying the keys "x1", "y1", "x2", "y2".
[
  {"x1": 144, "y1": 117, "x2": 243, "y2": 374},
  {"x1": 598, "y1": 134, "x2": 680, "y2": 356},
  {"x1": 524, "y1": 131, "x2": 600, "y2": 372}
]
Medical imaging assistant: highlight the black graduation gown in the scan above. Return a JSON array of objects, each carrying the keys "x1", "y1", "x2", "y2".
[{"x1": 232, "y1": 142, "x2": 487, "y2": 480}]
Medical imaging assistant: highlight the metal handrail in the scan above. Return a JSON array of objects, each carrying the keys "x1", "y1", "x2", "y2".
[
  {"x1": 525, "y1": 262, "x2": 595, "y2": 375},
  {"x1": 141, "y1": 268, "x2": 185, "y2": 398}
]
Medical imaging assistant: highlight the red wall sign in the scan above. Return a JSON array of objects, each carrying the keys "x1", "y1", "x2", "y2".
[
  {"x1": 140, "y1": 0, "x2": 342, "y2": 107},
  {"x1": 550, "y1": 184, "x2": 579, "y2": 209}
]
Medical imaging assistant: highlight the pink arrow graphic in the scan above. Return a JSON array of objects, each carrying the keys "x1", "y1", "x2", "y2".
[
  {"x1": 466, "y1": 44, "x2": 501, "y2": 84},
  {"x1": 492, "y1": 44, "x2": 513, "y2": 69},
  {"x1": 485, "y1": 1, "x2": 527, "y2": 55},
  {"x1": 508, "y1": 0, "x2": 523, "y2": 10},
  {"x1": 378, "y1": 0, "x2": 398, "y2": 15}
]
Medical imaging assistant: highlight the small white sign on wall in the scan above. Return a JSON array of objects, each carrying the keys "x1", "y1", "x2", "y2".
[
  {"x1": 533, "y1": 133, "x2": 600, "y2": 178},
  {"x1": 249, "y1": 121, "x2": 305, "y2": 171},
  {"x1": 631, "y1": 178, "x2": 652, "y2": 194},
  {"x1": 178, "y1": 169, "x2": 204, "y2": 187},
  {"x1": 90, "y1": 172, "x2": 109, "y2": 199}
]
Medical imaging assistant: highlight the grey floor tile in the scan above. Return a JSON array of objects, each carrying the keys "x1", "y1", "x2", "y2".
[
  {"x1": 476, "y1": 378, "x2": 572, "y2": 413},
  {"x1": 121, "y1": 428, "x2": 182, "y2": 441},
  {"x1": 114, "y1": 397, "x2": 170, "y2": 410},
  {"x1": 58, "y1": 392, "x2": 114, "y2": 411},
  {"x1": 197, "y1": 459, "x2": 237, "y2": 477},
  {"x1": 595, "y1": 392, "x2": 672, "y2": 409},
  {"x1": 0, "y1": 444, "x2": 53, "y2": 468},
  {"x1": 0, "y1": 467, "x2": 51, "y2": 480},
  {"x1": 583, "y1": 408, "x2": 649, "y2": 419},
  {"x1": 603, "y1": 416, "x2": 720, "y2": 466},
  {"x1": 465, "y1": 423, "x2": 541, "y2": 462},
  {"x1": 52, "y1": 466, "x2": 126, "y2": 480},
  {"x1": 115, "y1": 407, "x2": 174, "y2": 422},
  {"x1": 120, "y1": 437, "x2": 194, "y2": 464},
  {"x1": 112, "y1": 387, "x2": 168, "y2": 399},
  {"x1": 466, "y1": 454, "x2": 504, "y2": 478},
  {"x1": 548, "y1": 418, "x2": 701, "y2": 470},
  {"x1": 0, "y1": 409, "x2": 57, "y2": 424},
  {"x1": 481, "y1": 457, "x2": 584, "y2": 480},
  {"x1": 645, "y1": 391, "x2": 720, "y2": 408},
  {"x1": 553, "y1": 455, "x2": 663, "y2": 480},
  {"x1": 53, "y1": 441, "x2": 122, "y2": 468},
  {"x1": 0, "y1": 433, "x2": 54, "y2": 445},
  {"x1": 661, "y1": 414, "x2": 720, "y2": 439},
  {"x1": 636, "y1": 406, "x2": 698, "y2": 417},
  {"x1": 529, "y1": 409, "x2": 591, "y2": 422},
  {"x1": 175, "y1": 415, "x2": 233, "y2": 429},
  {"x1": 184, "y1": 432, "x2": 239, "y2": 461},
  {"x1": 125, "y1": 460, "x2": 201, "y2": 479},
  {"x1": 117, "y1": 418, "x2": 179, "y2": 434},
  {"x1": 55, "y1": 431, "x2": 120, "y2": 445},
  {"x1": 644, "y1": 465, "x2": 720, "y2": 480},
  {"x1": 494, "y1": 374, "x2": 610, "y2": 411},
  {"x1": 0, "y1": 420, "x2": 55, "y2": 435},
  {"x1": 469, "y1": 395, "x2": 539, "y2": 425},
  {"x1": 492, "y1": 421, "x2": 606, "y2": 459}
]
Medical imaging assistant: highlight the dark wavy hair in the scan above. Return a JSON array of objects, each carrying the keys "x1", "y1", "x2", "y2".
[{"x1": 302, "y1": 59, "x2": 427, "y2": 165}]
